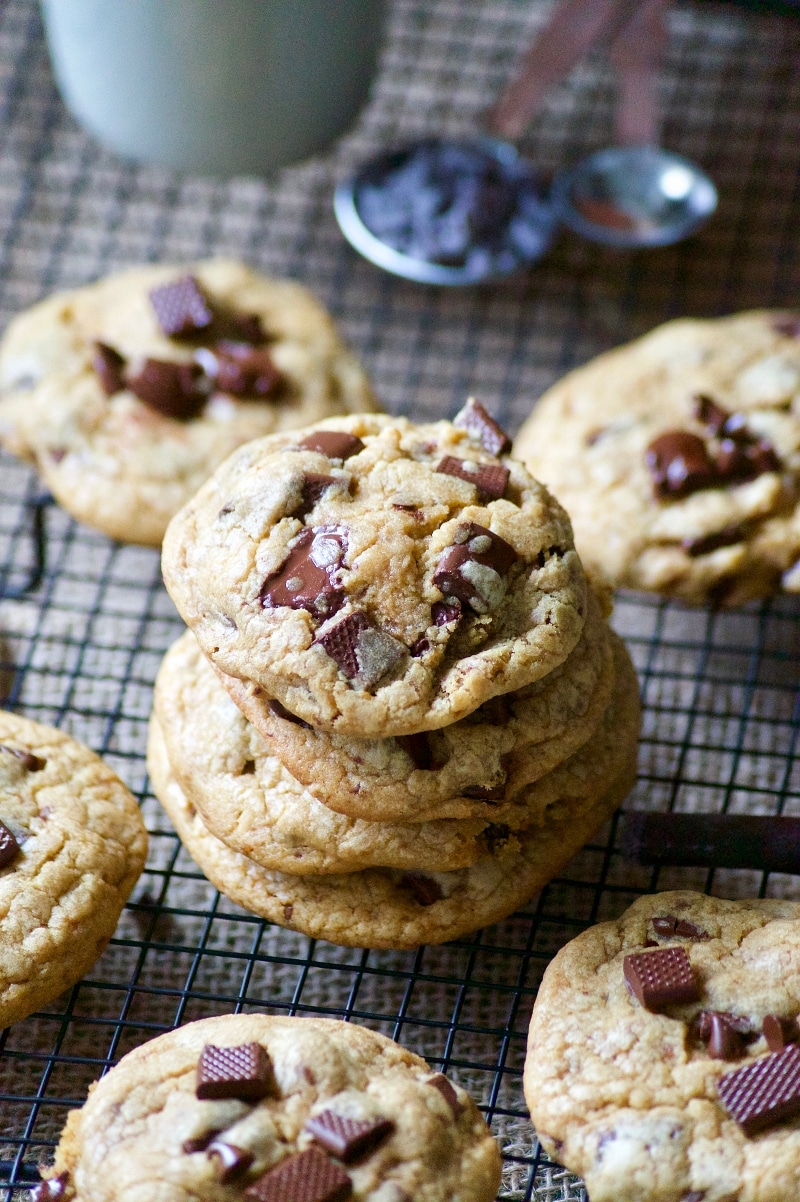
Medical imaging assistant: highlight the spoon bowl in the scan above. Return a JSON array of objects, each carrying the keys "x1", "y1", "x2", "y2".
[{"x1": 550, "y1": 145, "x2": 718, "y2": 249}]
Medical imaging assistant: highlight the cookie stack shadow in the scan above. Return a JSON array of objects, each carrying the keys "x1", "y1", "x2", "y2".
[{"x1": 148, "y1": 408, "x2": 642, "y2": 949}]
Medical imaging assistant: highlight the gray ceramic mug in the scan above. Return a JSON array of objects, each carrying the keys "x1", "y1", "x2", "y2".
[{"x1": 40, "y1": 0, "x2": 386, "y2": 176}]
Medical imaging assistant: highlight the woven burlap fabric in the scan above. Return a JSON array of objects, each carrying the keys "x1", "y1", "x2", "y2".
[{"x1": 0, "y1": 2, "x2": 799, "y2": 1198}]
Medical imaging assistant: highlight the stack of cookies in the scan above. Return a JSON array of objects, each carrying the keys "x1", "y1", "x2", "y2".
[{"x1": 150, "y1": 404, "x2": 641, "y2": 948}]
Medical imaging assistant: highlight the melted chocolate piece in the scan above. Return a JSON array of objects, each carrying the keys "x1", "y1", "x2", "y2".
[
  {"x1": 409, "y1": 635, "x2": 430, "y2": 657},
  {"x1": 212, "y1": 341, "x2": 281, "y2": 397},
  {"x1": 693, "y1": 394, "x2": 729, "y2": 436},
  {"x1": 207, "y1": 1140, "x2": 255, "y2": 1182},
  {"x1": 182, "y1": 1129, "x2": 222, "y2": 1154},
  {"x1": 763, "y1": 1014, "x2": 799, "y2": 1052},
  {"x1": 397, "y1": 733, "x2": 433, "y2": 771},
  {"x1": 149, "y1": 275, "x2": 213, "y2": 337},
  {"x1": 294, "y1": 474, "x2": 340, "y2": 518},
  {"x1": 432, "y1": 522, "x2": 518, "y2": 615},
  {"x1": 244, "y1": 1146, "x2": 351, "y2": 1202},
  {"x1": 196, "y1": 1042, "x2": 275, "y2": 1102},
  {"x1": 314, "y1": 610, "x2": 405, "y2": 689},
  {"x1": 261, "y1": 528, "x2": 347, "y2": 620},
  {"x1": 298, "y1": 431, "x2": 365, "y2": 460},
  {"x1": 127, "y1": 358, "x2": 207, "y2": 420},
  {"x1": 435, "y1": 456, "x2": 509, "y2": 500},
  {"x1": 645, "y1": 431, "x2": 717, "y2": 499},
  {"x1": 453, "y1": 398, "x2": 512, "y2": 455},
  {"x1": 623, "y1": 946, "x2": 699, "y2": 1011},
  {"x1": 229, "y1": 312, "x2": 264, "y2": 344},
  {"x1": 484, "y1": 822, "x2": 510, "y2": 853},
  {"x1": 29, "y1": 1174, "x2": 69, "y2": 1202},
  {"x1": 718, "y1": 1044, "x2": 800, "y2": 1136},
  {"x1": 400, "y1": 873, "x2": 443, "y2": 906},
  {"x1": 305, "y1": 1110, "x2": 394, "y2": 1164},
  {"x1": 773, "y1": 315, "x2": 800, "y2": 338},
  {"x1": 698, "y1": 1011, "x2": 745, "y2": 1060},
  {"x1": 653, "y1": 915, "x2": 709, "y2": 940},
  {"x1": 93, "y1": 342, "x2": 126, "y2": 395},
  {"x1": 268, "y1": 699, "x2": 311, "y2": 728},
  {"x1": 0, "y1": 745, "x2": 45, "y2": 772},
  {"x1": 431, "y1": 600, "x2": 462, "y2": 626},
  {"x1": 675, "y1": 919, "x2": 709, "y2": 940},
  {"x1": 0, "y1": 819, "x2": 21, "y2": 870},
  {"x1": 652, "y1": 916, "x2": 678, "y2": 937},
  {"x1": 682, "y1": 526, "x2": 745, "y2": 557},
  {"x1": 427, "y1": 1073, "x2": 462, "y2": 1117}
]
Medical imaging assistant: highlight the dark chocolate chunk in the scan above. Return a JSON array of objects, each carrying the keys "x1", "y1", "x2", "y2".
[
  {"x1": 127, "y1": 358, "x2": 207, "y2": 420},
  {"x1": 435, "y1": 456, "x2": 509, "y2": 500},
  {"x1": 682, "y1": 1193, "x2": 706, "y2": 1202},
  {"x1": 93, "y1": 342, "x2": 126, "y2": 395},
  {"x1": 409, "y1": 635, "x2": 430, "y2": 657},
  {"x1": 682, "y1": 526, "x2": 745, "y2": 557},
  {"x1": 623, "y1": 946, "x2": 699, "y2": 1011},
  {"x1": 431, "y1": 600, "x2": 461, "y2": 626},
  {"x1": 675, "y1": 919, "x2": 709, "y2": 940},
  {"x1": 182, "y1": 1129, "x2": 222, "y2": 1154},
  {"x1": 298, "y1": 431, "x2": 365, "y2": 460},
  {"x1": 244, "y1": 1146, "x2": 351, "y2": 1202},
  {"x1": 748, "y1": 439, "x2": 781, "y2": 475},
  {"x1": 772, "y1": 315, "x2": 800, "y2": 338},
  {"x1": 212, "y1": 341, "x2": 281, "y2": 398},
  {"x1": 397, "y1": 733, "x2": 433, "y2": 771},
  {"x1": 29, "y1": 1173, "x2": 69, "y2": 1202},
  {"x1": 432, "y1": 522, "x2": 518, "y2": 615},
  {"x1": 208, "y1": 1140, "x2": 255, "y2": 1182},
  {"x1": 620, "y1": 811, "x2": 800, "y2": 874},
  {"x1": 717, "y1": 1043, "x2": 800, "y2": 1136},
  {"x1": 645, "y1": 431, "x2": 718, "y2": 499},
  {"x1": 693, "y1": 394, "x2": 729, "y2": 436},
  {"x1": 260, "y1": 528, "x2": 347, "y2": 620},
  {"x1": 763, "y1": 1014, "x2": 799, "y2": 1052},
  {"x1": 0, "y1": 744, "x2": 45, "y2": 772},
  {"x1": 453, "y1": 398, "x2": 512, "y2": 455},
  {"x1": 294, "y1": 474, "x2": 340, "y2": 517},
  {"x1": 0, "y1": 820, "x2": 21, "y2": 870},
  {"x1": 699, "y1": 1011, "x2": 745, "y2": 1060},
  {"x1": 196, "y1": 1042, "x2": 275, "y2": 1102},
  {"x1": 484, "y1": 822, "x2": 510, "y2": 853},
  {"x1": 462, "y1": 782, "x2": 505, "y2": 801},
  {"x1": 713, "y1": 438, "x2": 755, "y2": 482},
  {"x1": 229, "y1": 312, "x2": 264, "y2": 344},
  {"x1": 305, "y1": 1110, "x2": 394, "y2": 1164},
  {"x1": 427, "y1": 1072, "x2": 462, "y2": 1117},
  {"x1": 149, "y1": 275, "x2": 213, "y2": 337},
  {"x1": 314, "y1": 610, "x2": 405, "y2": 689},
  {"x1": 268, "y1": 699, "x2": 311, "y2": 729},
  {"x1": 652, "y1": 916, "x2": 677, "y2": 937},
  {"x1": 400, "y1": 873, "x2": 443, "y2": 906}
]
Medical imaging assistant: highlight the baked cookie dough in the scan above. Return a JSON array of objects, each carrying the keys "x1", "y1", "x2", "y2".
[
  {"x1": 148, "y1": 715, "x2": 634, "y2": 949},
  {"x1": 0, "y1": 260, "x2": 377, "y2": 545},
  {"x1": 0, "y1": 710, "x2": 147, "y2": 1027},
  {"x1": 515, "y1": 312, "x2": 800, "y2": 606},
  {"x1": 162, "y1": 410, "x2": 588, "y2": 737},
  {"x1": 216, "y1": 587, "x2": 615, "y2": 823},
  {"x1": 42, "y1": 1012, "x2": 501, "y2": 1202},
  {"x1": 525, "y1": 891, "x2": 800, "y2": 1202}
]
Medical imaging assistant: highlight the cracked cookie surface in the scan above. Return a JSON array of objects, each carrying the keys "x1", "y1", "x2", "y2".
[
  {"x1": 525, "y1": 891, "x2": 800, "y2": 1202},
  {"x1": 0, "y1": 260, "x2": 376, "y2": 545},
  {"x1": 46, "y1": 1012, "x2": 501, "y2": 1202},
  {"x1": 515, "y1": 312, "x2": 800, "y2": 606},
  {"x1": 0, "y1": 710, "x2": 147, "y2": 1027},
  {"x1": 162, "y1": 412, "x2": 587, "y2": 737}
]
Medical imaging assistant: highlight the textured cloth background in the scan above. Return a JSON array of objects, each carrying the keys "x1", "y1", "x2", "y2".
[{"x1": 0, "y1": 2, "x2": 799, "y2": 1198}]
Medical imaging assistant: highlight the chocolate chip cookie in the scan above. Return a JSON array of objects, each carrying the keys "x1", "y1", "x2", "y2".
[
  {"x1": 214, "y1": 586, "x2": 615, "y2": 823},
  {"x1": 39, "y1": 1012, "x2": 501, "y2": 1202},
  {"x1": 0, "y1": 260, "x2": 376, "y2": 545},
  {"x1": 514, "y1": 312, "x2": 800, "y2": 606},
  {"x1": 525, "y1": 891, "x2": 800, "y2": 1202},
  {"x1": 0, "y1": 710, "x2": 147, "y2": 1027},
  {"x1": 162, "y1": 408, "x2": 588, "y2": 737}
]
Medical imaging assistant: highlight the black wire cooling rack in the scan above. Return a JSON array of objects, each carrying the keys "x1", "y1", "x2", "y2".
[{"x1": 0, "y1": 2, "x2": 799, "y2": 1199}]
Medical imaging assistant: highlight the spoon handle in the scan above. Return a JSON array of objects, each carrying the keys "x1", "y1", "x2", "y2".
[{"x1": 609, "y1": 0, "x2": 668, "y2": 146}]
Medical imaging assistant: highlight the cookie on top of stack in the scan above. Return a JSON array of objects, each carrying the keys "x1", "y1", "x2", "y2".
[{"x1": 152, "y1": 402, "x2": 641, "y2": 948}]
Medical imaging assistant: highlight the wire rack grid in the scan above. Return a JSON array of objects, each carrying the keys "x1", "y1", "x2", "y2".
[{"x1": 0, "y1": 1, "x2": 799, "y2": 1199}]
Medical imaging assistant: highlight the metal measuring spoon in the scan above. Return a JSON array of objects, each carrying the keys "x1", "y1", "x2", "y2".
[{"x1": 334, "y1": 0, "x2": 717, "y2": 282}]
